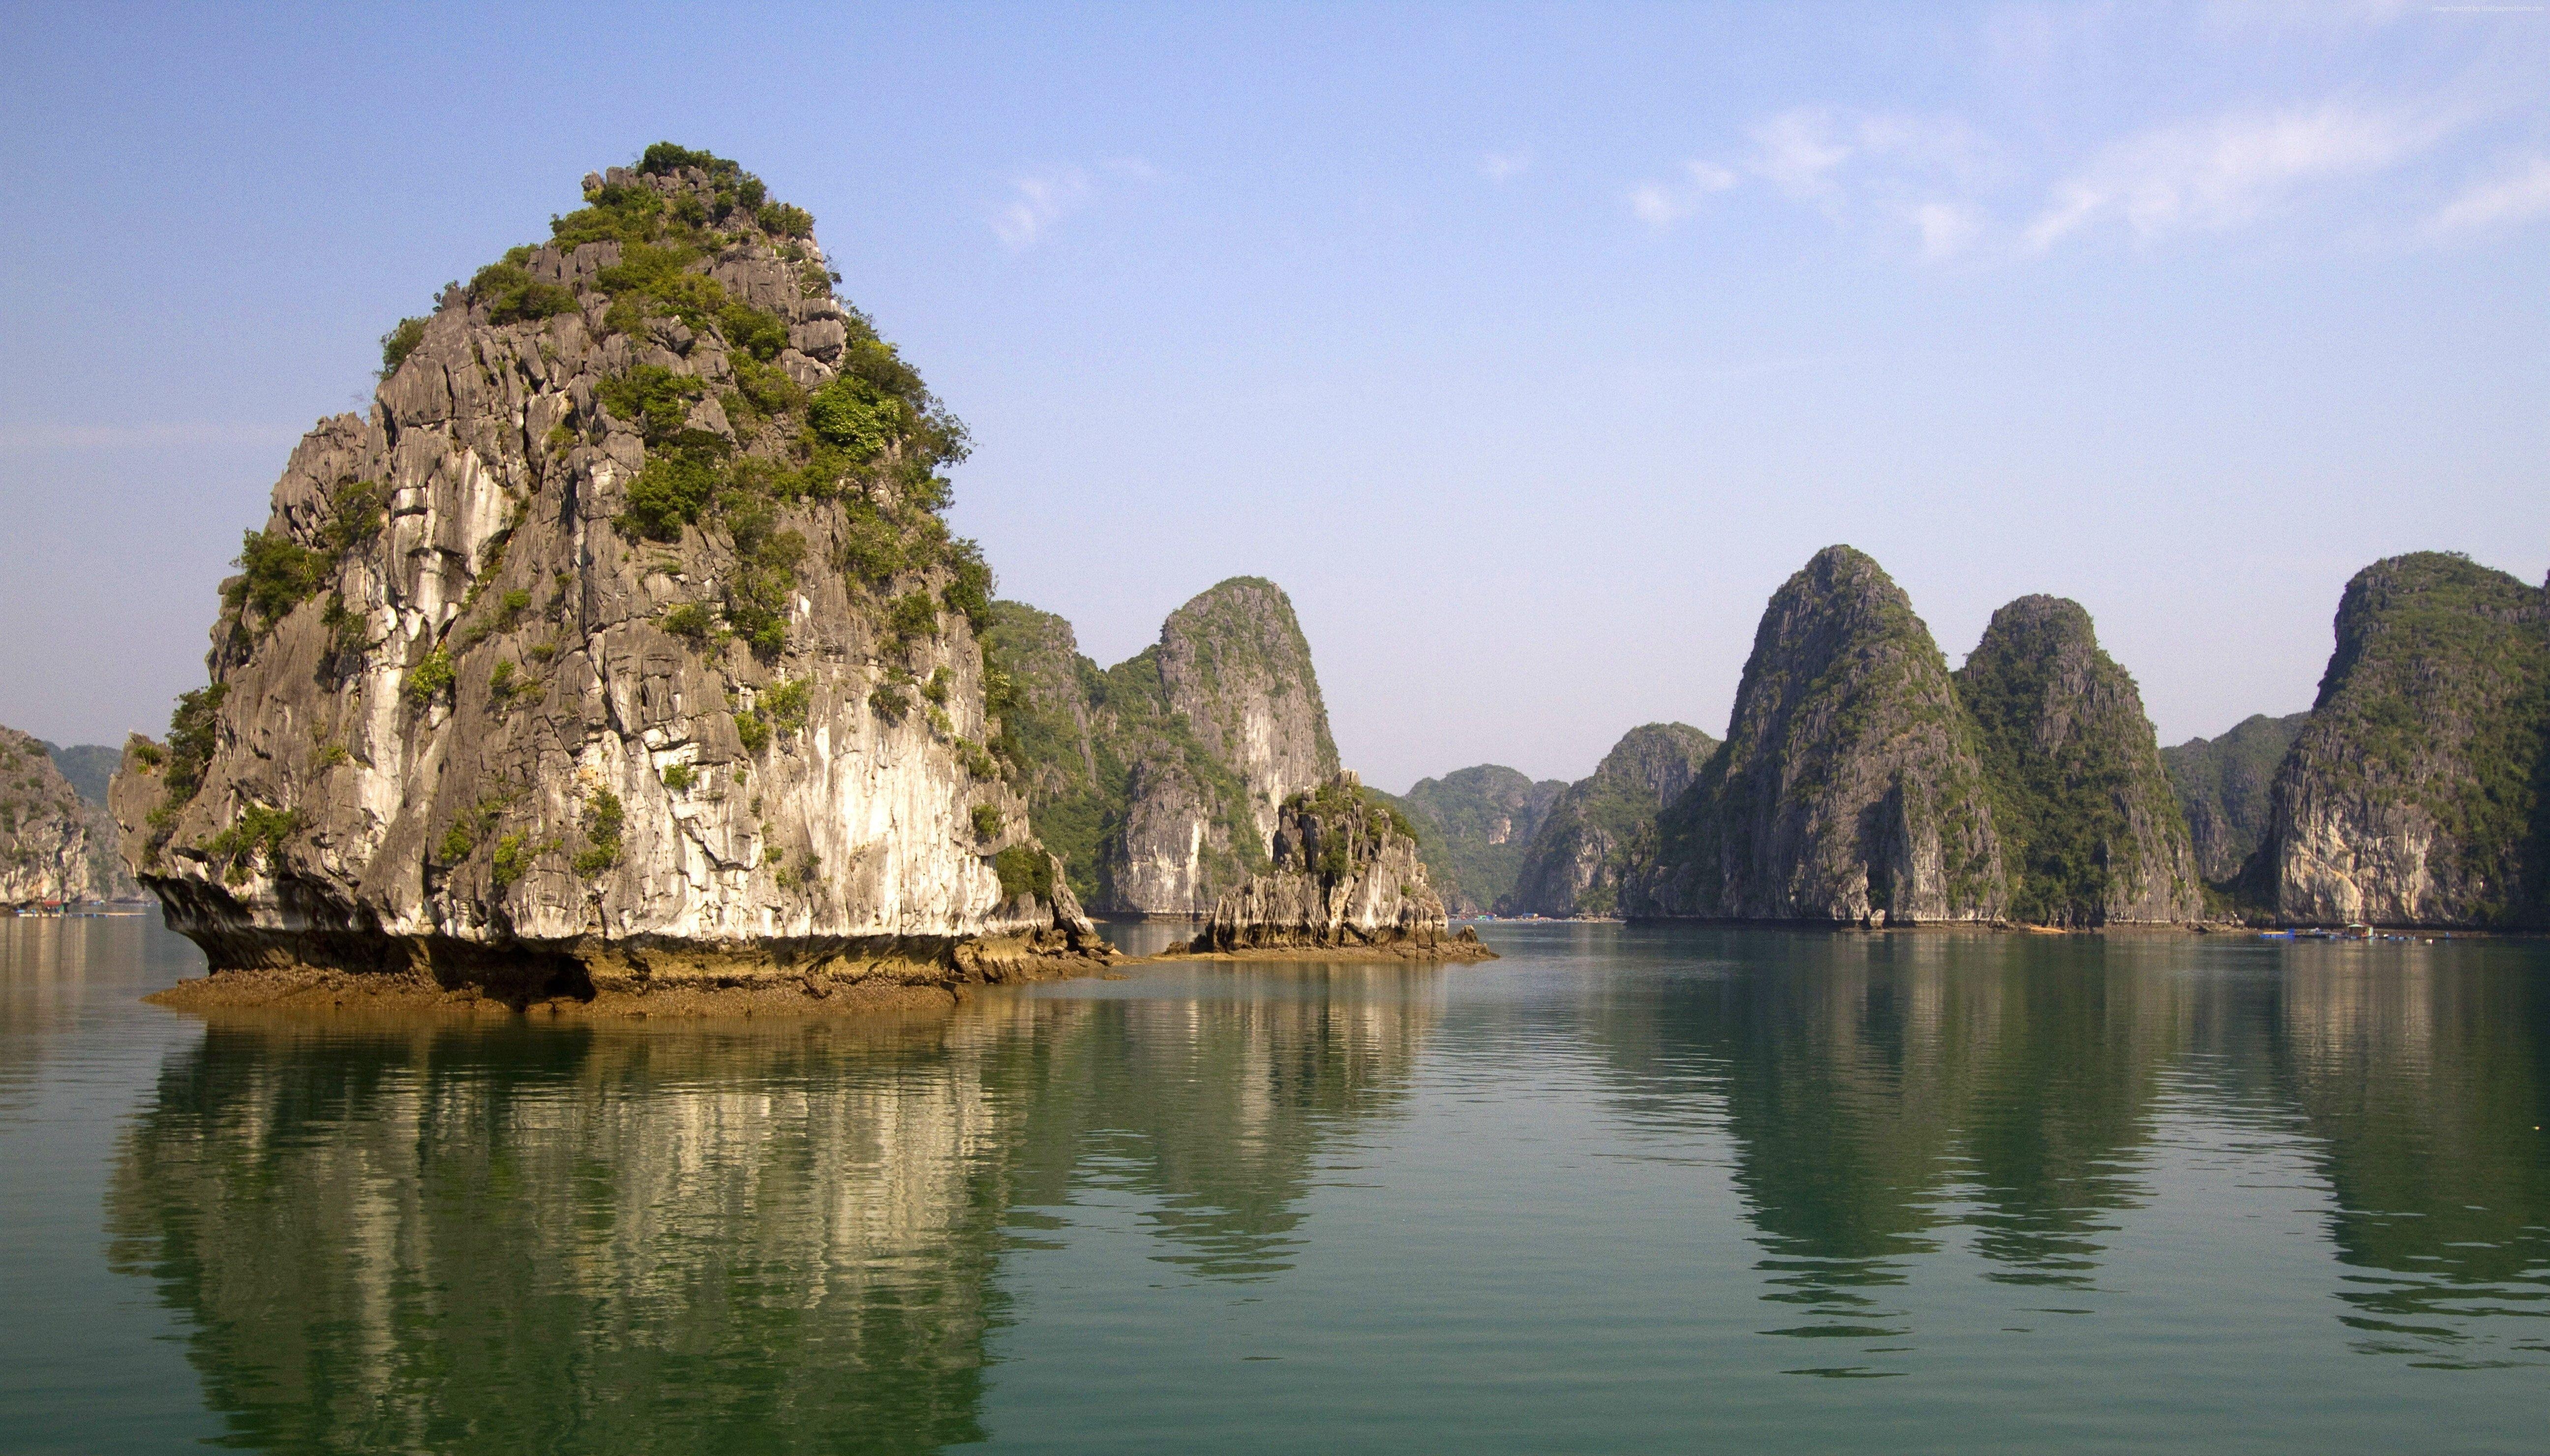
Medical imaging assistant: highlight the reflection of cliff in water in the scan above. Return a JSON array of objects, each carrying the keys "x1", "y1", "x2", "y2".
[
  {"x1": 2269, "y1": 947, "x2": 2550, "y2": 1368},
  {"x1": 105, "y1": 977, "x2": 1433, "y2": 1452},
  {"x1": 1587, "y1": 932, "x2": 2179, "y2": 1348}
]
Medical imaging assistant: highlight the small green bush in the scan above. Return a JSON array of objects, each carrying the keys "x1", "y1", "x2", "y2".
[
  {"x1": 596, "y1": 364, "x2": 700, "y2": 442},
  {"x1": 378, "y1": 317, "x2": 428, "y2": 379},
  {"x1": 734, "y1": 711, "x2": 772, "y2": 753},
  {"x1": 994, "y1": 845, "x2": 1054, "y2": 901},
  {"x1": 835, "y1": 511, "x2": 906, "y2": 589},
  {"x1": 573, "y1": 789, "x2": 625, "y2": 878},
  {"x1": 938, "y1": 540, "x2": 992, "y2": 632},
  {"x1": 763, "y1": 678, "x2": 813, "y2": 733},
  {"x1": 869, "y1": 683, "x2": 911, "y2": 718},
  {"x1": 204, "y1": 804, "x2": 300, "y2": 882},
  {"x1": 322, "y1": 481, "x2": 387, "y2": 554},
  {"x1": 757, "y1": 202, "x2": 814, "y2": 238},
  {"x1": 971, "y1": 804, "x2": 1002, "y2": 840},
  {"x1": 664, "y1": 603, "x2": 719, "y2": 643},
  {"x1": 405, "y1": 646, "x2": 455, "y2": 705},
  {"x1": 469, "y1": 260, "x2": 578, "y2": 325},
  {"x1": 886, "y1": 591, "x2": 937, "y2": 652},
  {"x1": 807, "y1": 376, "x2": 900, "y2": 458},
  {"x1": 921, "y1": 667, "x2": 952, "y2": 706},
  {"x1": 661, "y1": 762, "x2": 698, "y2": 791},
  {"x1": 226, "y1": 528, "x2": 331, "y2": 626}
]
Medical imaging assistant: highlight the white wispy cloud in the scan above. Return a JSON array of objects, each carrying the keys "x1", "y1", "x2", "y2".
[
  {"x1": 1628, "y1": 160, "x2": 1738, "y2": 227},
  {"x1": 1747, "y1": 111, "x2": 1856, "y2": 200},
  {"x1": 2425, "y1": 155, "x2": 2550, "y2": 237},
  {"x1": 993, "y1": 168, "x2": 1093, "y2": 248},
  {"x1": 990, "y1": 159, "x2": 1157, "y2": 249},
  {"x1": 1479, "y1": 150, "x2": 1533, "y2": 183},
  {"x1": 1907, "y1": 201, "x2": 1984, "y2": 260},
  {"x1": 2022, "y1": 103, "x2": 2450, "y2": 251}
]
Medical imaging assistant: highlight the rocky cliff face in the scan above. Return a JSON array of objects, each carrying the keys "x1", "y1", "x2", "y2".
[
  {"x1": 1952, "y1": 596, "x2": 2202, "y2": 925},
  {"x1": 1185, "y1": 773, "x2": 1488, "y2": 958},
  {"x1": 111, "y1": 146, "x2": 1101, "y2": 999},
  {"x1": 2160, "y1": 712, "x2": 2307, "y2": 882},
  {"x1": 1499, "y1": 724, "x2": 1717, "y2": 917},
  {"x1": 1386, "y1": 764, "x2": 1567, "y2": 913},
  {"x1": 2264, "y1": 553, "x2": 2550, "y2": 927},
  {"x1": 983, "y1": 580, "x2": 1340, "y2": 916},
  {"x1": 1624, "y1": 546, "x2": 2005, "y2": 923},
  {"x1": 1, "y1": 726, "x2": 99, "y2": 907}
]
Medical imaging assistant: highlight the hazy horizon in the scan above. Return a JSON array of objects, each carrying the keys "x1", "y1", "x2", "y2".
[{"x1": 4, "y1": 2, "x2": 2544, "y2": 791}]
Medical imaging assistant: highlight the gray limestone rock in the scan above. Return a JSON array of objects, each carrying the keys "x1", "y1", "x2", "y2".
[
  {"x1": 1, "y1": 726, "x2": 100, "y2": 907},
  {"x1": 1186, "y1": 773, "x2": 1488, "y2": 958}
]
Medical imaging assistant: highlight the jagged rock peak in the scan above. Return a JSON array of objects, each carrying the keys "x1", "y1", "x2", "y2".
[
  {"x1": 1625, "y1": 545, "x2": 2005, "y2": 923},
  {"x1": 1154, "y1": 577, "x2": 1341, "y2": 841},
  {"x1": 1185, "y1": 772, "x2": 1491, "y2": 959},
  {"x1": 1498, "y1": 723, "x2": 1717, "y2": 918},
  {"x1": 982, "y1": 579, "x2": 1341, "y2": 917},
  {"x1": 1, "y1": 726, "x2": 100, "y2": 908},
  {"x1": 1953, "y1": 595, "x2": 2201, "y2": 925},
  {"x1": 2266, "y1": 551, "x2": 2550, "y2": 927},
  {"x1": 112, "y1": 143, "x2": 1107, "y2": 1003}
]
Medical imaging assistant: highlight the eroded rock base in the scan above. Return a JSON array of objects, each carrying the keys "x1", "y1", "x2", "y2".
[
  {"x1": 145, "y1": 929, "x2": 1118, "y2": 1018},
  {"x1": 1158, "y1": 926, "x2": 1498, "y2": 963}
]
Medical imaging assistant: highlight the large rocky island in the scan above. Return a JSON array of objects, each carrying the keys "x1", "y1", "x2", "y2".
[
  {"x1": 111, "y1": 147, "x2": 1109, "y2": 1011},
  {"x1": 2252, "y1": 553, "x2": 2549, "y2": 927}
]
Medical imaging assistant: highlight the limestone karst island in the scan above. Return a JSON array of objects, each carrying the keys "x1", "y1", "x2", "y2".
[{"x1": 11, "y1": 8, "x2": 2550, "y2": 1449}]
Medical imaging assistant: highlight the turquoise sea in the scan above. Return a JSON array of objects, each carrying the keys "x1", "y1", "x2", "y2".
[{"x1": 4, "y1": 915, "x2": 2547, "y2": 1453}]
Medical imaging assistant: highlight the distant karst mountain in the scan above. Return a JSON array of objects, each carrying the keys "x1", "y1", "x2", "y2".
[
  {"x1": 1381, "y1": 765, "x2": 1566, "y2": 914},
  {"x1": 1626, "y1": 546, "x2": 2008, "y2": 923},
  {"x1": 2160, "y1": 712, "x2": 2307, "y2": 883},
  {"x1": 2254, "y1": 553, "x2": 2550, "y2": 927},
  {"x1": 1499, "y1": 724, "x2": 1716, "y2": 917},
  {"x1": 983, "y1": 579, "x2": 1339, "y2": 915},
  {"x1": 1953, "y1": 595, "x2": 2202, "y2": 926},
  {"x1": 2, "y1": 726, "x2": 106, "y2": 907}
]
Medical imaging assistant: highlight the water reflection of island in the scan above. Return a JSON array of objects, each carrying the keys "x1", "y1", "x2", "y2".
[
  {"x1": 1588, "y1": 930, "x2": 2550, "y2": 1374},
  {"x1": 2269, "y1": 947, "x2": 2550, "y2": 1369},
  {"x1": 104, "y1": 972, "x2": 1435, "y2": 1452}
]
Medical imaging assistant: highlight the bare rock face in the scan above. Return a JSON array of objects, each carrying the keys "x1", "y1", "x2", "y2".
[
  {"x1": 1, "y1": 727, "x2": 97, "y2": 907},
  {"x1": 983, "y1": 580, "x2": 1341, "y2": 916},
  {"x1": 2264, "y1": 553, "x2": 2550, "y2": 927},
  {"x1": 111, "y1": 148, "x2": 1104, "y2": 1000},
  {"x1": 1498, "y1": 724, "x2": 1716, "y2": 917},
  {"x1": 1953, "y1": 596, "x2": 2203, "y2": 925},
  {"x1": 1185, "y1": 773, "x2": 1490, "y2": 958},
  {"x1": 1624, "y1": 546, "x2": 2005, "y2": 923}
]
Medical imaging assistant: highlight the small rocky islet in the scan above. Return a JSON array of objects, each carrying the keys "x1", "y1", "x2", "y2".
[{"x1": 82, "y1": 144, "x2": 2550, "y2": 1011}]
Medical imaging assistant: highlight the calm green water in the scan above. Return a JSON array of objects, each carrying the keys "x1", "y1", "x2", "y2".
[{"x1": 4, "y1": 917, "x2": 2548, "y2": 1452}]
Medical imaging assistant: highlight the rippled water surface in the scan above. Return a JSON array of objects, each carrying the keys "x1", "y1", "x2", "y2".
[{"x1": 5, "y1": 916, "x2": 2549, "y2": 1452}]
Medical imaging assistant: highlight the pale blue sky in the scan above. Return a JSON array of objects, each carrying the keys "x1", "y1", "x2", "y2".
[{"x1": 3, "y1": 1, "x2": 2544, "y2": 789}]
